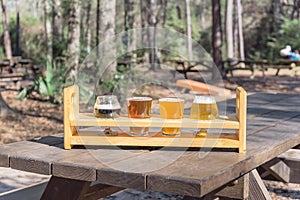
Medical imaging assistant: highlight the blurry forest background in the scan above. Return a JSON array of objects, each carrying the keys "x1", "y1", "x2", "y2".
[
  {"x1": 1, "y1": 1, "x2": 300, "y2": 197},
  {"x1": 0, "y1": 0, "x2": 300, "y2": 104}
]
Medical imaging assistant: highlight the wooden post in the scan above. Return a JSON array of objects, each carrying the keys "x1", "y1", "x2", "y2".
[
  {"x1": 64, "y1": 85, "x2": 79, "y2": 149},
  {"x1": 236, "y1": 87, "x2": 247, "y2": 153}
]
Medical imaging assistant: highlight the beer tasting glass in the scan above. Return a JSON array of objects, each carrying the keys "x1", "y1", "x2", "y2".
[
  {"x1": 190, "y1": 96, "x2": 218, "y2": 136},
  {"x1": 159, "y1": 97, "x2": 184, "y2": 136},
  {"x1": 127, "y1": 97, "x2": 152, "y2": 136},
  {"x1": 94, "y1": 95, "x2": 121, "y2": 135},
  {"x1": 94, "y1": 95, "x2": 121, "y2": 118}
]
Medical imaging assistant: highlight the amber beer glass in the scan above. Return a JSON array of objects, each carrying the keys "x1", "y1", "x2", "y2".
[
  {"x1": 127, "y1": 97, "x2": 152, "y2": 136},
  {"x1": 159, "y1": 98, "x2": 184, "y2": 136},
  {"x1": 190, "y1": 96, "x2": 218, "y2": 136}
]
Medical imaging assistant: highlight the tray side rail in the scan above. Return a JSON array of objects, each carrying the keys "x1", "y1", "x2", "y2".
[
  {"x1": 64, "y1": 85, "x2": 79, "y2": 149},
  {"x1": 236, "y1": 87, "x2": 247, "y2": 153}
]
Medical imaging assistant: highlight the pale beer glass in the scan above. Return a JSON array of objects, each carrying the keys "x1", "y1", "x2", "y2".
[
  {"x1": 127, "y1": 97, "x2": 152, "y2": 136},
  {"x1": 190, "y1": 96, "x2": 218, "y2": 136},
  {"x1": 159, "y1": 98, "x2": 184, "y2": 136}
]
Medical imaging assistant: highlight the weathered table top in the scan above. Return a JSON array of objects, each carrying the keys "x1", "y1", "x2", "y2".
[{"x1": 0, "y1": 93, "x2": 300, "y2": 198}]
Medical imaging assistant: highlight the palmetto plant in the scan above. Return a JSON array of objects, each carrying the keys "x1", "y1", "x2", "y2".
[{"x1": 18, "y1": 60, "x2": 69, "y2": 104}]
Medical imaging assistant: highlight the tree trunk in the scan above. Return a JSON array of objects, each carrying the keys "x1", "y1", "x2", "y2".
[
  {"x1": 66, "y1": 0, "x2": 81, "y2": 80},
  {"x1": 212, "y1": 0, "x2": 224, "y2": 78},
  {"x1": 96, "y1": 0, "x2": 100, "y2": 46},
  {"x1": 0, "y1": 0, "x2": 15, "y2": 116},
  {"x1": 140, "y1": 0, "x2": 149, "y2": 64},
  {"x1": 44, "y1": 0, "x2": 52, "y2": 64},
  {"x1": 52, "y1": 0, "x2": 63, "y2": 58},
  {"x1": 124, "y1": 0, "x2": 137, "y2": 60},
  {"x1": 1, "y1": 0, "x2": 12, "y2": 60},
  {"x1": 98, "y1": 0, "x2": 116, "y2": 74},
  {"x1": 186, "y1": 0, "x2": 192, "y2": 61},
  {"x1": 225, "y1": 0, "x2": 234, "y2": 59},
  {"x1": 84, "y1": 1, "x2": 92, "y2": 53},
  {"x1": 233, "y1": 0, "x2": 239, "y2": 58},
  {"x1": 140, "y1": 0, "x2": 167, "y2": 70},
  {"x1": 0, "y1": 92, "x2": 14, "y2": 116},
  {"x1": 148, "y1": 0, "x2": 160, "y2": 71},
  {"x1": 236, "y1": 0, "x2": 245, "y2": 62},
  {"x1": 291, "y1": 0, "x2": 299, "y2": 20},
  {"x1": 15, "y1": 9, "x2": 20, "y2": 56},
  {"x1": 272, "y1": 0, "x2": 281, "y2": 35}
]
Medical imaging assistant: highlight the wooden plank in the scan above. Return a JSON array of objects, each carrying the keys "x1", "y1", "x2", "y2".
[
  {"x1": 41, "y1": 176, "x2": 91, "y2": 200},
  {"x1": 9, "y1": 145, "x2": 88, "y2": 175},
  {"x1": 216, "y1": 173, "x2": 249, "y2": 199},
  {"x1": 279, "y1": 149, "x2": 300, "y2": 168},
  {"x1": 248, "y1": 170, "x2": 272, "y2": 200},
  {"x1": 236, "y1": 87, "x2": 247, "y2": 153},
  {"x1": 64, "y1": 85, "x2": 79, "y2": 149},
  {"x1": 73, "y1": 114, "x2": 240, "y2": 129},
  {"x1": 261, "y1": 158, "x2": 290, "y2": 183},
  {"x1": 278, "y1": 149, "x2": 300, "y2": 183},
  {"x1": 70, "y1": 133, "x2": 240, "y2": 148},
  {"x1": 0, "y1": 136, "x2": 63, "y2": 167},
  {"x1": 175, "y1": 79, "x2": 231, "y2": 97},
  {"x1": 144, "y1": 113, "x2": 300, "y2": 197},
  {"x1": 53, "y1": 158, "x2": 97, "y2": 182},
  {"x1": 53, "y1": 147, "x2": 146, "y2": 184},
  {"x1": 97, "y1": 168, "x2": 145, "y2": 190}
]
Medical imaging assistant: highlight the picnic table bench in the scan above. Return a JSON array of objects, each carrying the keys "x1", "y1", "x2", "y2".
[
  {"x1": 0, "y1": 58, "x2": 39, "y2": 89},
  {"x1": 0, "y1": 92, "x2": 300, "y2": 199},
  {"x1": 223, "y1": 59, "x2": 300, "y2": 77}
]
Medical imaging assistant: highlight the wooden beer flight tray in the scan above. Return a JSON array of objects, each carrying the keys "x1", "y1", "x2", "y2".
[{"x1": 64, "y1": 85, "x2": 247, "y2": 153}]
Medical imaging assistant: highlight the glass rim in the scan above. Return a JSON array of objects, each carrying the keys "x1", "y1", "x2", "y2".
[
  {"x1": 193, "y1": 95, "x2": 216, "y2": 103},
  {"x1": 159, "y1": 97, "x2": 185, "y2": 102},
  {"x1": 96, "y1": 95, "x2": 118, "y2": 99},
  {"x1": 127, "y1": 96, "x2": 152, "y2": 101}
]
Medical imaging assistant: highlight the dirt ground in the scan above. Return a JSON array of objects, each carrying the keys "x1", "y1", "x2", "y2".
[{"x1": 0, "y1": 67, "x2": 300, "y2": 199}]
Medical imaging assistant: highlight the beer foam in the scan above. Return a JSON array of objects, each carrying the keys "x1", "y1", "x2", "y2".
[
  {"x1": 193, "y1": 96, "x2": 216, "y2": 104},
  {"x1": 94, "y1": 104, "x2": 121, "y2": 110},
  {"x1": 159, "y1": 97, "x2": 184, "y2": 102},
  {"x1": 127, "y1": 97, "x2": 152, "y2": 101}
]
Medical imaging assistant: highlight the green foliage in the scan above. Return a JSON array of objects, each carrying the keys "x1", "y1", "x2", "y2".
[
  {"x1": 261, "y1": 18, "x2": 300, "y2": 62},
  {"x1": 101, "y1": 69, "x2": 130, "y2": 93},
  {"x1": 18, "y1": 60, "x2": 70, "y2": 104}
]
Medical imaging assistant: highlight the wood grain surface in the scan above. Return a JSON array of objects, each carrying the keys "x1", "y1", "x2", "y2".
[{"x1": 0, "y1": 93, "x2": 299, "y2": 198}]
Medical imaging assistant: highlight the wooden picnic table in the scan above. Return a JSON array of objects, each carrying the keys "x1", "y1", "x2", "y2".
[
  {"x1": 223, "y1": 59, "x2": 300, "y2": 77},
  {"x1": 0, "y1": 92, "x2": 300, "y2": 199},
  {"x1": 168, "y1": 59, "x2": 212, "y2": 79}
]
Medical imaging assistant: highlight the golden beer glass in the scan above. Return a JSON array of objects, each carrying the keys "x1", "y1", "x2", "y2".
[
  {"x1": 190, "y1": 96, "x2": 218, "y2": 136},
  {"x1": 127, "y1": 97, "x2": 152, "y2": 136},
  {"x1": 159, "y1": 98, "x2": 184, "y2": 136}
]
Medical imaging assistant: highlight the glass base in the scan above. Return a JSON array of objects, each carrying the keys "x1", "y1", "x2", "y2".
[
  {"x1": 129, "y1": 127, "x2": 149, "y2": 136},
  {"x1": 195, "y1": 128, "x2": 207, "y2": 137},
  {"x1": 103, "y1": 127, "x2": 118, "y2": 136},
  {"x1": 162, "y1": 127, "x2": 181, "y2": 136}
]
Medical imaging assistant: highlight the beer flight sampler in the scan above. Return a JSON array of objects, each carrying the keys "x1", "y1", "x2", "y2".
[{"x1": 64, "y1": 85, "x2": 247, "y2": 153}]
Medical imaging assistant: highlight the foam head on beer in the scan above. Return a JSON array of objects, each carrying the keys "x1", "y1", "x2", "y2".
[{"x1": 193, "y1": 96, "x2": 216, "y2": 104}]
